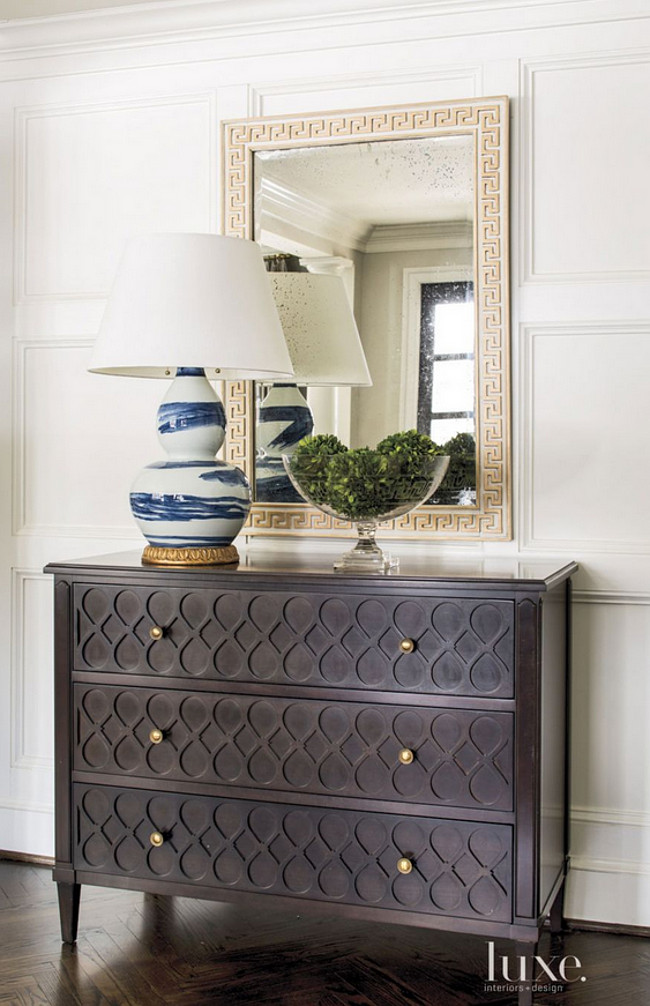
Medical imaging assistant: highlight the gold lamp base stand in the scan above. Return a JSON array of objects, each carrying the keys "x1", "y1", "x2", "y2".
[{"x1": 141, "y1": 544, "x2": 240, "y2": 567}]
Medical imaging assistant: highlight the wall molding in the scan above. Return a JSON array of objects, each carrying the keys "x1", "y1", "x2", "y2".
[
  {"x1": 249, "y1": 64, "x2": 483, "y2": 117},
  {"x1": 572, "y1": 804, "x2": 650, "y2": 829},
  {"x1": 519, "y1": 321, "x2": 650, "y2": 553},
  {"x1": 520, "y1": 49, "x2": 650, "y2": 286},
  {"x1": 573, "y1": 589, "x2": 650, "y2": 606},
  {"x1": 1, "y1": 0, "x2": 647, "y2": 57},
  {"x1": 14, "y1": 92, "x2": 215, "y2": 304},
  {"x1": 12, "y1": 338, "x2": 142, "y2": 539},
  {"x1": 15, "y1": 523, "x2": 141, "y2": 540},
  {"x1": 0, "y1": 803, "x2": 54, "y2": 859},
  {"x1": 0, "y1": 850, "x2": 54, "y2": 867},
  {"x1": 567, "y1": 804, "x2": 650, "y2": 924},
  {"x1": 571, "y1": 856, "x2": 650, "y2": 878},
  {"x1": 0, "y1": 1, "x2": 647, "y2": 83},
  {"x1": 0, "y1": 798, "x2": 53, "y2": 816},
  {"x1": 10, "y1": 570, "x2": 53, "y2": 771}
]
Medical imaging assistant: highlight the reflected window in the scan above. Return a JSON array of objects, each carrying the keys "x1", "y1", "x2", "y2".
[{"x1": 417, "y1": 281, "x2": 475, "y2": 444}]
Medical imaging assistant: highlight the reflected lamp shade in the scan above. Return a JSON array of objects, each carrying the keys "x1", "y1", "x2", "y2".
[
  {"x1": 89, "y1": 233, "x2": 293, "y2": 566},
  {"x1": 268, "y1": 272, "x2": 371, "y2": 386},
  {"x1": 256, "y1": 271, "x2": 372, "y2": 504}
]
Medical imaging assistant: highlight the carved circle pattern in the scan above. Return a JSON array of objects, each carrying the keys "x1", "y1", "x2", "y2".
[
  {"x1": 75, "y1": 785, "x2": 511, "y2": 921},
  {"x1": 74, "y1": 586, "x2": 514, "y2": 699},
  {"x1": 75, "y1": 684, "x2": 513, "y2": 811},
  {"x1": 72, "y1": 579, "x2": 515, "y2": 923}
]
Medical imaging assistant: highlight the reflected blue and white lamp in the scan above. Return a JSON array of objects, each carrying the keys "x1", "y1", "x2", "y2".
[
  {"x1": 256, "y1": 271, "x2": 372, "y2": 503},
  {"x1": 89, "y1": 233, "x2": 293, "y2": 565}
]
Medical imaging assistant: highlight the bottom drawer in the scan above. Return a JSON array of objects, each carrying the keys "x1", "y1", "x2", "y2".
[{"x1": 73, "y1": 784, "x2": 512, "y2": 923}]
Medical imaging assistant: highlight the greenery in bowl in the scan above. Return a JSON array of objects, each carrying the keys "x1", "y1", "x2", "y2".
[
  {"x1": 288, "y1": 430, "x2": 448, "y2": 521},
  {"x1": 442, "y1": 432, "x2": 476, "y2": 493}
]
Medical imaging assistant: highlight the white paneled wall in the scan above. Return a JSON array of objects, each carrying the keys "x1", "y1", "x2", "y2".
[
  {"x1": 521, "y1": 323, "x2": 650, "y2": 552},
  {"x1": 16, "y1": 96, "x2": 214, "y2": 301},
  {"x1": 16, "y1": 342, "x2": 162, "y2": 537},
  {"x1": 521, "y1": 54, "x2": 650, "y2": 282},
  {"x1": 1, "y1": 0, "x2": 649, "y2": 923}
]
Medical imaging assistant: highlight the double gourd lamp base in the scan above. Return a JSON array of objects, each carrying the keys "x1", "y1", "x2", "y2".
[{"x1": 88, "y1": 234, "x2": 294, "y2": 566}]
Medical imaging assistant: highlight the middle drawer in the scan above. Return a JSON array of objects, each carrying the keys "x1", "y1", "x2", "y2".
[{"x1": 74, "y1": 684, "x2": 513, "y2": 812}]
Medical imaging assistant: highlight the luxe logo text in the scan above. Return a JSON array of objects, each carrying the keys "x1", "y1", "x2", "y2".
[{"x1": 485, "y1": 941, "x2": 587, "y2": 990}]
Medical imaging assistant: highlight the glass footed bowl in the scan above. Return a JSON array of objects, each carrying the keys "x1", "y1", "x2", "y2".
[{"x1": 283, "y1": 453, "x2": 450, "y2": 572}]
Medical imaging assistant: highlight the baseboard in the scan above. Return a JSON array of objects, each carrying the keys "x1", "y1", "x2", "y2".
[
  {"x1": 0, "y1": 849, "x2": 54, "y2": 867},
  {"x1": 566, "y1": 918, "x2": 650, "y2": 939}
]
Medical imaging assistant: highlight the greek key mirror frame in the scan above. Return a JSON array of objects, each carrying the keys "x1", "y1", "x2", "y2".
[{"x1": 223, "y1": 96, "x2": 510, "y2": 541}]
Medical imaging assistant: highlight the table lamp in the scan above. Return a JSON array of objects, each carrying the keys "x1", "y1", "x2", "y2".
[
  {"x1": 256, "y1": 261, "x2": 372, "y2": 503},
  {"x1": 89, "y1": 233, "x2": 293, "y2": 565}
]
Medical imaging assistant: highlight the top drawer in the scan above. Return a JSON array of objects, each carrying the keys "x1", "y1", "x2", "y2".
[{"x1": 73, "y1": 583, "x2": 514, "y2": 698}]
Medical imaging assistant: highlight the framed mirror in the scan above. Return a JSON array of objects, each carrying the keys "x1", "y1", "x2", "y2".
[{"x1": 223, "y1": 97, "x2": 510, "y2": 540}]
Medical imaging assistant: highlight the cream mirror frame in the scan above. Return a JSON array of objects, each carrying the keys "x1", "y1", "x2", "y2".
[{"x1": 223, "y1": 97, "x2": 510, "y2": 541}]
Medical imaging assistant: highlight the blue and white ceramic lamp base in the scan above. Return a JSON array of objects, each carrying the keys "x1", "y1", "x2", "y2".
[{"x1": 130, "y1": 368, "x2": 251, "y2": 565}]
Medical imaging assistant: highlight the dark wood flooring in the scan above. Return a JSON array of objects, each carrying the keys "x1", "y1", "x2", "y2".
[{"x1": 0, "y1": 858, "x2": 648, "y2": 1005}]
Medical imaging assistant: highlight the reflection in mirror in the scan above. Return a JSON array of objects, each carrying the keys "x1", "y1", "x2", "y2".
[
  {"x1": 253, "y1": 134, "x2": 477, "y2": 506},
  {"x1": 256, "y1": 255, "x2": 372, "y2": 504}
]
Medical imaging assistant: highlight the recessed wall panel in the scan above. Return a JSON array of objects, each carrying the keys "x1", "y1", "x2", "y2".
[
  {"x1": 527, "y1": 57, "x2": 650, "y2": 280},
  {"x1": 255, "y1": 71, "x2": 480, "y2": 116},
  {"x1": 571, "y1": 599, "x2": 650, "y2": 812},
  {"x1": 12, "y1": 573, "x2": 53, "y2": 768},
  {"x1": 18, "y1": 342, "x2": 162, "y2": 534},
  {"x1": 19, "y1": 97, "x2": 212, "y2": 299},
  {"x1": 528, "y1": 326, "x2": 650, "y2": 546}
]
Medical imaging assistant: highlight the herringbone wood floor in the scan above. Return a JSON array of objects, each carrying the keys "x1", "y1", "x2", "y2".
[{"x1": 0, "y1": 858, "x2": 648, "y2": 1005}]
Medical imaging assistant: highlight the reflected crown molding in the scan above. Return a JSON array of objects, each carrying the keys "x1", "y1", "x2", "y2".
[
  {"x1": 257, "y1": 177, "x2": 369, "y2": 255},
  {"x1": 365, "y1": 221, "x2": 473, "y2": 254}
]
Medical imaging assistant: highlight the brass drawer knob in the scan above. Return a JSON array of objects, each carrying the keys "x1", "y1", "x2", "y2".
[
  {"x1": 149, "y1": 626, "x2": 164, "y2": 641},
  {"x1": 149, "y1": 832, "x2": 164, "y2": 848},
  {"x1": 399, "y1": 638, "x2": 415, "y2": 653},
  {"x1": 397, "y1": 858, "x2": 413, "y2": 875},
  {"x1": 398, "y1": 748, "x2": 414, "y2": 765},
  {"x1": 149, "y1": 729, "x2": 164, "y2": 745}
]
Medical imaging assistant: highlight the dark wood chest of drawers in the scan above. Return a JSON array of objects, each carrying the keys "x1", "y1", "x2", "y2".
[{"x1": 46, "y1": 551, "x2": 575, "y2": 998}]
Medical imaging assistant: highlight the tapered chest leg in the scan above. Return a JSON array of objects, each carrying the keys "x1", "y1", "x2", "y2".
[
  {"x1": 57, "y1": 881, "x2": 81, "y2": 944},
  {"x1": 549, "y1": 880, "x2": 566, "y2": 935}
]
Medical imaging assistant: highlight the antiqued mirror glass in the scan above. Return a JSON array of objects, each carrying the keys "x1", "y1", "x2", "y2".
[
  {"x1": 254, "y1": 136, "x2": 475, "y2": 506},
  {"x1": 223, "y1": 98, "x2": 510, "y2": 541}
]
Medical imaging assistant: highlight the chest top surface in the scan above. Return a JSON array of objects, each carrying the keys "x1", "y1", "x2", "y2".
[{"x1": 45, "y1": 548, "x2": 576, "y2": 593}]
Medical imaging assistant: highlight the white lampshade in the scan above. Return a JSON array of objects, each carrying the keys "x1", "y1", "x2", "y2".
[
  {"x1": 269, "y1": 273, "x2": 372, "y2": 386},
  {"x1": 89, "y1": 233, "x2": 294, "y2": 380}
]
